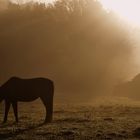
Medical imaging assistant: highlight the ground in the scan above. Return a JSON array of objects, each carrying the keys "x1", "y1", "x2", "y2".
[{"x1": 0, "y1": 99, "x2": 140, "y2": 140}]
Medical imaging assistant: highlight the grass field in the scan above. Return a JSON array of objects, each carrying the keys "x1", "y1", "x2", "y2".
[{"x1": 0, "y1": 99, "x2": 140, "y2": 140}]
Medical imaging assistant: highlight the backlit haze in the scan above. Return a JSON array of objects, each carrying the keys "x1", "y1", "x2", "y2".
[
  {"x1": 1, "y1": 0, "x2": 140, "y2": 102},
  {"x1": 100, "y1": 0, "x2": 140, "y2": 27}
]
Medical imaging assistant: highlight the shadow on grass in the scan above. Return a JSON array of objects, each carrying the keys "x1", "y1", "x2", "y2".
[{"x1": 0, "y1": 122, "x2": 46, "y2": 139}]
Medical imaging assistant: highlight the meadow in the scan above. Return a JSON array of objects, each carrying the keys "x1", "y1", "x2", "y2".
[{"x1": 0, "y1": 99, "x2": 140, "y2": 140}]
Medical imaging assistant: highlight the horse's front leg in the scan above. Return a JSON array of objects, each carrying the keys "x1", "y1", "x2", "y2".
[
  {"x1": 3, "y1": 100, "x2": 11, "y2": 123},
  {"x1": 12, "y1": 101, "x2": 18, "y2": 123}
]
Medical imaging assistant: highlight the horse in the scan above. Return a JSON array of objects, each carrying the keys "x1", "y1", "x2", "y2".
[{"x1": 0, "y1": 77, "x2": 54, "y2": 123}]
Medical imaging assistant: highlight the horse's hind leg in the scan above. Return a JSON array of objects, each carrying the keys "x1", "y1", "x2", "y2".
[
  {"x1": 46, "y1": 98, "x2": 53, "y2": 123},
  {"x1": 12, "y1": 102, "x2": 18, "y2": 123},
  {"x1": 40, "y1": 97, "x2": 53, "y2": 123},
  {"x1": 3, "y1": 100, "x2": 11, "y2": 123}
]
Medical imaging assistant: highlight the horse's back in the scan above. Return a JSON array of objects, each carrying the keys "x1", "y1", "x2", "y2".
[{"x1": 1, "y1": 77, "x2": 54, "y2": 101}]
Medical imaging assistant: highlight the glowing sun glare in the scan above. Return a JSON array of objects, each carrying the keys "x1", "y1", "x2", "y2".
[{"x1": 99, "y1": 0, "x2": 140, "y2": 26}]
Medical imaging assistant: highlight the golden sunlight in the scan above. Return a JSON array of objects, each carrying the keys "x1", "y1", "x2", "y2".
[{"x1": 99, "y1": 0, "x2": 140, "y2": 26}]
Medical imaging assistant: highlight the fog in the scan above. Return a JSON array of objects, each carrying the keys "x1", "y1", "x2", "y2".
[
  {"x1": 0, "y1": 0, "x2": 137, "y2": 102},
  {"x1": 0, "y1": 0, "x2": 9, "y2": 10}
]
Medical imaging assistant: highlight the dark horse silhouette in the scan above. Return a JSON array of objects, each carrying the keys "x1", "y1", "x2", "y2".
[{"x1": 0, "y1": 77, "x2": 54, "y2": 123}]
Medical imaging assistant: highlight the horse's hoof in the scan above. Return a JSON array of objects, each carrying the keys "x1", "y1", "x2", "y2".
[
  {"x1": 2, "y1": 121, "x2": 7, "y2": 124},
  {"x1": 13, "y1": 121, "x2": 18, "y2": 125},
  {"x1": 44, "y1": 120, "x2": 52, "y2": 124}
]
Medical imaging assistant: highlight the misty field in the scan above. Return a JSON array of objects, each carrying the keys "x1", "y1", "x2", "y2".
[{"x1": 0, "y1": 100, "x2": 140, "y2": 140}]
